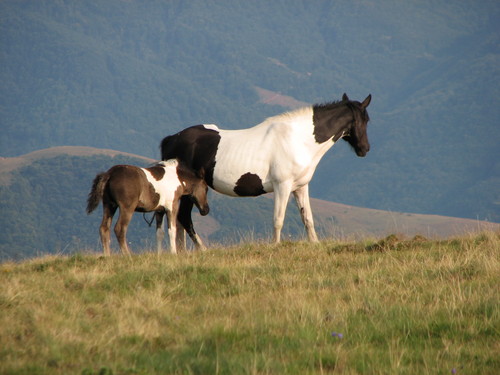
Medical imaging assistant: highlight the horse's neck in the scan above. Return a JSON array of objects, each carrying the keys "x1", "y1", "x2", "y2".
[{"x1": 312, "y1": 105, "x2": 352, "y2": 144}]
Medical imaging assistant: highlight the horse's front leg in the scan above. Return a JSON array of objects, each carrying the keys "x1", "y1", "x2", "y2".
[
  {"x1": 293, "y1": 184, "x2": 319, "y2": 242},
  {"x1": 167, "y1": 198, "x2": 183, "y2": 254},
  {"x1": 166, "y1": 209, "x2": 177, "y2": 255},
  {"x1": 273, "y1": 181, "x2": 293, "y2": 243},
  {"x1": 177, "y1": 195, "x2": 206, "y2": 251},
  {"x1": 155, "y1": 211, "x2": 165, "y2": 254},
  {"x1": 175, "y1": 218, "x2": 186, "y2": 251}
]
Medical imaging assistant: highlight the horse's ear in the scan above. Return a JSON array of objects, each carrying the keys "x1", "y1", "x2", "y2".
[
  {"x1": 342, "y1": 93, "x2": 349, "y2": 101},
  {"x1": 361, "y1": 94, "x2": 371, "y2": 109}
]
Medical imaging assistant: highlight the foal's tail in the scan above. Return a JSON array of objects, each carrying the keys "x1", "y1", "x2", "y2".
[{"x1": 86, "y1": 172, "x2": 109, "y2": 214}]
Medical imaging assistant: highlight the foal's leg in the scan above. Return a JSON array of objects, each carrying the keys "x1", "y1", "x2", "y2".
[
  {"x1": 99, "y1": 204, "x2": 116, "y2": 256},
  {"x1": 177, "y1": 196, "x2": 206, "y2": 250},
  {"x1": 293, "y1": 184, "x2": 319, "y2": 242},
  {"x1": 155, "y1": 211, "x2": 165, "y2": 254},
  {"x1": 114, "y1": 207, "x2": 133, "y2": 256},
  {"x1": 272, "y1": 181, "x2": 293, "y2": 243},
  {"x1": 166, "y1": 210, "x2": 177, "y2": 255}
]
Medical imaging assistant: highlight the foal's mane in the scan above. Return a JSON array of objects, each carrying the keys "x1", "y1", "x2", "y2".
[
  {"x1": 154, "y1": 159, "x2": 177, "y2": 168},
  {"x1": 175, "y1": 160, "x2": 202, "y2": 182},
  {"x1": 151, "y1": 159, "x2": 201, "y2": 183}
]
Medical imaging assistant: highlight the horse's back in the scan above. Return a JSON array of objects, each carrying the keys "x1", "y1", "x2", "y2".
[
  {"x1": 160, "y1": 106, "x2": 322, "y2": 196},
  {"x1": 211, "y1": 114, "x2": 319, "y2": 195},
  {"x1": 105, "y1": 165, "x2": 146, "y2": 205},
  {"x1": 161, "y1": 125, "x2": 220, "y2": 174}
]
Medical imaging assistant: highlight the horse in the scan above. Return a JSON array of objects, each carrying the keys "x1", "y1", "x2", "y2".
[
  {"x1": 86, "y1": 159, "x2": 209, "y2": 255},
  {"x1": 160, "y1": 93, "x2": 371, "y2": 248}
]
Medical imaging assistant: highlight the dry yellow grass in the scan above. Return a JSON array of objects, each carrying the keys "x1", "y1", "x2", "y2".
[{"x1": 1, "y1": 231, "x2": 498, "y2": 374}]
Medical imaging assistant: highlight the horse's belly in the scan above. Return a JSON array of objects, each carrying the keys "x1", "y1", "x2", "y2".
[{"x1": 211, "y1": 127, "x2": 317, "y2": 197}]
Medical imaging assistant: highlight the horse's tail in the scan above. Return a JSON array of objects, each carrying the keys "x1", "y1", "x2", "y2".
[{"x1": 86, "y1": 172, "x2": 109, "y2": 214}]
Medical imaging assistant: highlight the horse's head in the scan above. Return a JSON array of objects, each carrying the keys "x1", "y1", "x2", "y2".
[
  {"x1": 341, "y1": 93, "x2": 371, "y2": 157},
  {"x1": 177, "y1": 163, "x2": 210, "y2": 216},
  {"x1": 190, "y1": 178, "x2": 210, "y2": 216}
]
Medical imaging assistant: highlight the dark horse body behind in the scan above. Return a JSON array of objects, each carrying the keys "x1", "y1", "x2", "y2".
[{"x1": 161, "y1": 93, "x2": 371, "y2": 248}]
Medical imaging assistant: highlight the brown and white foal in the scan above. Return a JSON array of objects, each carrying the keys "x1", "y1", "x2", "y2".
[{"x1": 86, "y1": 159, "x2": 209, "y2": 255}]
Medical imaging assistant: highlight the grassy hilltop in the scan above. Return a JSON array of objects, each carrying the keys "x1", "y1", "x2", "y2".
[
  {"x1": 1, "y1": 232, "x2": 499, "y2": 374},
  {"x1": 2, "y1": 146, "x2": 498, "y2": 262}
]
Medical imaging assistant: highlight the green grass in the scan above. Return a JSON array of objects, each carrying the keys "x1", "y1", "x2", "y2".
[{"x1": 1, "y1": 232, "x2": 499, "y2": 374}]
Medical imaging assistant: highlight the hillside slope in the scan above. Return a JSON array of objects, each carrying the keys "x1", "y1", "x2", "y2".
[{"x1": 1, "y1": 147, "x2": 497, "y2": 261}]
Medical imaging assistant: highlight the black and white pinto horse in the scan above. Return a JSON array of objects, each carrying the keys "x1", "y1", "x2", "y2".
[
  {"x1": 161, "y1": 93, "x2": 371, "y2": 248},
  {"x1": 86, "y1": 159, "x2": 209, "y2": 255}
]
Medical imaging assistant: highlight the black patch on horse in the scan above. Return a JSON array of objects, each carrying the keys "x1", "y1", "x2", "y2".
[
  {"x1": 233, "y1": 173, "x2": 266, "y2": 196},
  {"x1": 146, "y1": 165, "x2": 166, "y2": 181},
  {"x1": 161, "y1": 125, "x2": 221, "y2": 188},
  {"x1": 312, "y1": 101, "x2": 353, "y2": 144}
]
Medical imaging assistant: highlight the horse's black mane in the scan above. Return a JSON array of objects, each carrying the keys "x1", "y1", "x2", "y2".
[
  {"x1": 313, "y1": 99, "x2": 370, "y2": 122},
  {"x1": 313, "y1": 100, "x2": 343, "y2": 111}
]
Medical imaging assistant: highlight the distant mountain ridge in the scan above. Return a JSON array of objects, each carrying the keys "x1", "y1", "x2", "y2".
[
  {"x1": 1, "y1": 0, "x2": 498, "y2": 224},
  {"x1": 1, "y1": 146, "x2": 497, "y2": 262},
  {"x1": 0, "y1": 146, "x2": 152, "y2": 182}
]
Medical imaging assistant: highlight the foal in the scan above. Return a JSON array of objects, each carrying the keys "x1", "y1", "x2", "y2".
[{"x1": 86, "y1": 159, "x2": 209, "y2": 255}]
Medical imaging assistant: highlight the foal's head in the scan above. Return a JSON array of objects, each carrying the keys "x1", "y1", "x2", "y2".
[
  {"x1": 190, "y1": 178, "x2": 210, "y2": 216},
  {"x1": 177, "y1": 163, "x2": 210, "y2": 216},
  {"x1": 342, "y1": 93, "x2": 371, "y2": 157}
]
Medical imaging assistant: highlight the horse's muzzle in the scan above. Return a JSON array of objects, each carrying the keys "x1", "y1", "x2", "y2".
[
  {"x1": 356, "y1": 144, "x2": 370, "y2": 157},
  {"x1": 199, "y1": 205, "x2": 210, "y2": 216}
]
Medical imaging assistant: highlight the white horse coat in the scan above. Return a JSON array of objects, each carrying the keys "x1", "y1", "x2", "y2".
[{"x1": 161, "y1": 93, "x2": 371, "y2": 245}]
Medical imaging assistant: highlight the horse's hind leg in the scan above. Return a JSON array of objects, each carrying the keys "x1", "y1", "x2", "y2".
[
  {"x1": 100, "y1": 204, "x2": 116, "y2": 256},
  {"x1": 114, "y1": 208, "x2": 133, "y2": 256},
  {"x1": 293, "y1": 184, "x2": 319, "y2": 242},
  {"x1": 272, "y1": 181, "x2": 293, "y2": 243}
]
